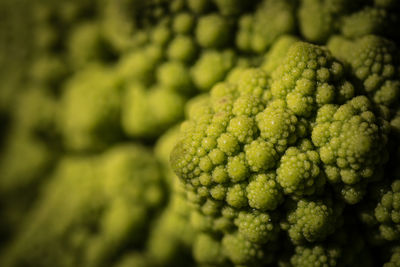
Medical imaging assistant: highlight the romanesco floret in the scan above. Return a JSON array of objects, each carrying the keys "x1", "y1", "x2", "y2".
[
  {"x1": 235, "y1": 210, "x2": 279, "y2": 244},
  {"x1": 290, "y1": 225, "x2": 373, "y2": 267},
  {"x1": 117, "y1": 44, "x2": 163, "y2": 85},
  {"x1": 246, "y1": 173, "x2": 283, "y2": 211},
  {"x1": 312, "y1": 97, "x2": 389, "y2": 203},
  {"x1": 298, "y1": 0, "x2": 358, "y2": 43},
  {"x1": 171, "y1": 41, "x2": 391, "y2": 265},
  {"x1": 195, "y1": 13, "x2": 232, "y2": 48},
  {"x1": 191, "y1": 49, "x2": 236, "y2": 91},
  {"x1": 1, "y1": 144, "x2": 165, "y2": 267},
  {"x1": 167, "y1": 35, "x2": 197, "y2": 62},
  {"x1": 277, "y1": 140, "x2": 324, "y2": 197},
  {"x1": 60, "y1": 65, "x2": 122, "y2": 151},
  {"x1": 236, "y1": 0, "x2": 296, "y2": 53},
  {"x1": 121, "y1": 83, "x2": 185, "y2": 138},
  {"x1": 157, "y1": 61, "x2": 193, "y2": 94},
  {"x1": 340, "y1": 6, "x2": 395, "y2": 39},
  {"x1": 374, "y1": 180, "x2": 400, "y2": 241},
  {"x1": 172, "y1": 12, "x2": 194, "y2": 34},
  {"x1": 291, "y1": 244, "x2": 340, "y2": 267},
  {"x1": 221, "y1": 232, "x2": 268, "y2": 265},
  {"x1": 270, "y1": 42, "x2": 356, "y2": 116},
  {"x1": 328, "y1": 35, "x2": 400, "y2": 108},
  {"x1": 298, "y1": 0, "x2": 399, "y2": 43},
  {"x1": 283, "y1": 198, "x2": 341, "y2": 244}
]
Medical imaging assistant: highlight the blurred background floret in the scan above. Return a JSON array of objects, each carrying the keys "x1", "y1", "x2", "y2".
[{"x1": 0, "y1": 0, "x2": 400, "y2": 266}]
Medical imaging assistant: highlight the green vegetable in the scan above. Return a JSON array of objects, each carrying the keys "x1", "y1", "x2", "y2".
[
  {"x1": 298, "y1": 0, "x2": 399, "y2": 43},
  {"x1": 1, "y1": 0, "x2": 400, "y2": 266},
  {"x1": 171, "y1": 42, "x2": 391, "y2": 265},
  {"x1": 60, "y1": 65, "x2": 122, "y2": 151},
  {"x1": 236, "y1": 0, "x2": 296, "y2": 53},
  {"x1": 328, "y1": 35, "x2": 400, "y2": 108},
  {"x1": 385, "y1": 247, "x2": 400, "y2": 267},
  {"x1": 1, "y1": 144, "x2": 165, "y2": 267}
]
